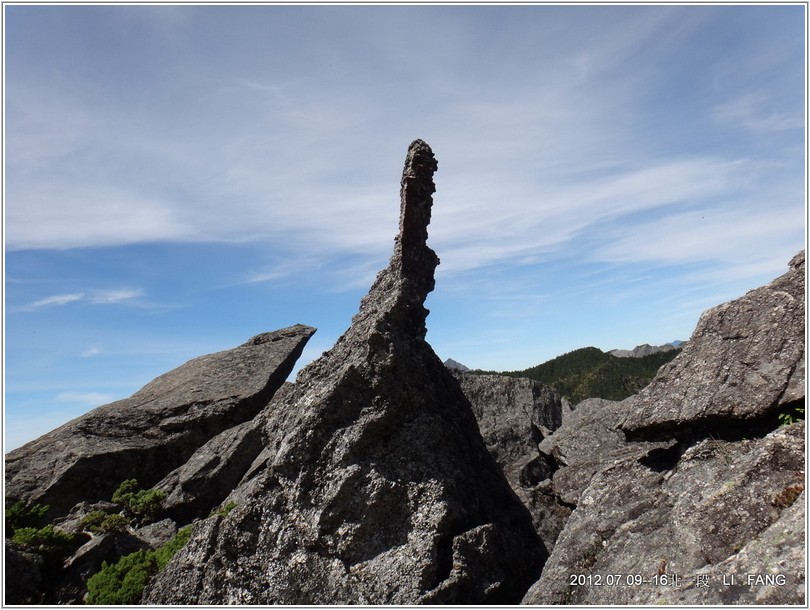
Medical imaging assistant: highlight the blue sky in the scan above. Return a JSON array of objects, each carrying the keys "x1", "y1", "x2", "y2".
[{"x1": 4, "y1": 4, "x2": 806, "y2": 451}]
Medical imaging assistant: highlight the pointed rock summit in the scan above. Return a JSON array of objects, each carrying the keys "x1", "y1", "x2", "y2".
[{"x1": 145, "y1": 140, "x2": 545, "y2": 605}]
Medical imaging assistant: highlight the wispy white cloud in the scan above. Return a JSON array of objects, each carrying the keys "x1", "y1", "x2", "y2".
[
  {"x1": 22, "y1": 293, "x2": 85, "y2": 310},
  {"x1": 89, "y1": 289, "x2": 144, "y2": 304},
  {"x1": 713, "y1": 92, "x2": 803, "y2": 134},
  {"x1": 81, "y1": 345, "x2": 103, "y2": 358},
  {"x1": 55, "y1": 391, "x2": 115, "y2": 406},
  {"x1": 17, "y1": 288, "x2": 145, "y2": 312},
  {"x1": 595, "y1": 202, "x2": 802, "y2": 270}
]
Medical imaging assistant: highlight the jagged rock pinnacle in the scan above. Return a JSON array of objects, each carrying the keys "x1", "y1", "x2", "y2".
[
  {"x1": 145, "y1": 141, "x2": 545, "y2": 605},
  {"x1": 396, "y1": 139, "x2": 439, "y2": 291},
  {"x1": 351, "y1": 139, "x2": 439, "y2": 340}
]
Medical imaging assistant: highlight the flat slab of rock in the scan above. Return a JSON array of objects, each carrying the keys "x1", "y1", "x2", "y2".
[
  {"x1": 620, "y1": 251, "x2": 804, "y2": 440},
  {"x1": 5, "y1": 325, "x2": 314, "y2": 516},
  {"x1": 155, "y1": 418, "x2": 264, "y2": 521}
]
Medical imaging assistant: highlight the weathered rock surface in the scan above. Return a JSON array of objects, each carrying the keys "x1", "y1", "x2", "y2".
[
  {"x1": 145, "y1": 140, "x2": 545, "y2": 605},
  {"x1": 538, "y1": 397, "x2": 670, "y2": 506},
  {"x1": 452, "y1": 371, "x2": 568, "y2": 551},
  {"x1": 5, "y1": 325, "x2": 315, "y2": 516},
  {"x1": 155, "y1": 418, "x2": 264, "y2": 521},
  {"x1": 524, "y1": 422, "x2": 805, "y2": 605},
  {"x1": 523, "y1": 252, "x2": 806, "y2": 605},
  {"x1": 620, "y1": 250, "x2": 805, "y2": 440}
]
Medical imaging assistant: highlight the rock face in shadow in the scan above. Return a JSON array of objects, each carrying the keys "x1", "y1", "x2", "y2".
[
  {"x1": 5, "y1": 326, "x2": 315, "y2": 517},
  {"x1": 522, "y1": 252, "x2": 805, "y2": 605},
  {"x1": 452, "y1": 371, "x2": 569, "y2": 552},
  {"x1": 144, "y1": 140, "x2": 545, "y2": 605}
]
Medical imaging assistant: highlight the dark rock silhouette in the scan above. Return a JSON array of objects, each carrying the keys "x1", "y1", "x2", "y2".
[
  {"x1": 5, "y1": 325, "x2": 315, "y2": 517},
  {"x1": 144, "y1": 140, "x2": 546, "y2": 605},
  {"x1": 523, "y1": 252, "x2": 805, "y2": 605}
]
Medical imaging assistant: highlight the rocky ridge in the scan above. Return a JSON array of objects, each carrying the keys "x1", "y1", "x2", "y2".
[
  {"x1": 522, "y1": 251, "x2": 805, "y2": 605},
  {"x1": 608, "y1": 342, "x2": 680, "y2": 358}
]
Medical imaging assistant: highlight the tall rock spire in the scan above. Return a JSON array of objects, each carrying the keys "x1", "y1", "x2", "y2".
[
  {"x1": 145, "y1": 141, "x2": 546, "y2": 605},
  {"x1": 396, "y1": 139, "x2": 439, "y2": 291},
  {"x1": 353, "y1": 138, "x2": 439, "y2": 340}
]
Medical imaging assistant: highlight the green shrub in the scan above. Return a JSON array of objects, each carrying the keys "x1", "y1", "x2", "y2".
[
  {"x1": 86, "y1": 550, "x2": 157, "y2": 605},
  {"x1": 81, "y1": 511, "x2": 130, "y2": 534},
  {"x1": 111, "y1": 479, "x2": 166, "y2": 521},
  {"x1": 80, "y1": 511, "x2": 107, "y2": 532},
  {"x1": 153, "y1": 526, "x2": 192, "y2": 570},
  {"x1": 6, "y1": 501, "x2": 50, "y2": 534},
  {"x1": 98, "y1": 514, "x2": 130, "y2": 533},
  {"x1": 11, "y1": 524, "x2": 76, "y2": 556},
  {"x1": 85, "y1": 525, "x2": 192, "y2": 605},
  {"x1": 111, "y1": 479, "x2": 140, "y2": 505},
  {"x1": 209, "y1": 500, "x2": 237, "y2": 518}
]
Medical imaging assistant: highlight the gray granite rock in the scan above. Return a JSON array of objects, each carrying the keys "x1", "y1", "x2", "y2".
[
  {"x1": 523, "y1": 422, "x2": 805, "y2": 605},
  {"x1": 144, "y1": 140, "x2": 545, "y2": 605},
  {"x1": 5, "y1": 325, "x2": 315, "y2": 517},
  {"x1": 619, "y1": 251, "x2": 805, "y2": 440},
  {"x1": 522, "y1": 252, "x2": 806, "y2": 606},
  {"x1": 155, "y1": 418, "x2": 264, "y2": 521}
]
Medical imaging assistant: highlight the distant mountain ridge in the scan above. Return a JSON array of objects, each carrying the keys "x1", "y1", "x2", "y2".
[
  {"x1": 608, "y1": 341, "x2": 686, "y2": 358},
  {"x1": 443, "y1": 358, "x2": 471, "y2": 372},
  {"x1": 490, "y1": 345, "x2": 682, "y2": 404}
]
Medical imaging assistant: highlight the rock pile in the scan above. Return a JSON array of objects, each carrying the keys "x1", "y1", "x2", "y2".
[{"x1": 522, "y1": 251, "x2": 805, "y2": 605}]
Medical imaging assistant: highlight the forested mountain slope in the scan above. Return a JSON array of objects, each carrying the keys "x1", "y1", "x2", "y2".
[{"x1": 483, "y1": 346, "x2": 680, "y2": 404}]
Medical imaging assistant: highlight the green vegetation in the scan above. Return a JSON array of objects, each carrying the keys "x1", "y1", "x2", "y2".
[
  {"x1": 209, "y1": 500, "x2": 237, "y2": 518},
  {"x1": 111, "y1": 479, "x2": 166, "y2": 521},
  {"x1": 11, "y1": 524, "x2": 76, "y2": 557},
  {"x1": 80, "y1": 511, "x2": 130, "y2": 534},
  {"x1": 777, "y1": 403, "x2": 805, "y2": 427},
  {"x1": 482, "y1": 346, "x2": 680, "y2": 404},
  {"x1": 6, "y1": 501, "x2": 50, "y2": 534},
  {"x1": 6, "y1": 501, "x2": 78, "y2": 559},
  {"x1": 85, "y1": 525, "x2": 191, "y2": 605}
]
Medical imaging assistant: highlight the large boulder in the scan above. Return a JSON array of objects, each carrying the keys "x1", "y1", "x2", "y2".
[
  {"x1": 5, "y1": 325, "x2": 315, "y2": 516},
  {"x1": 620, "y1": 250, "x2": 805, "y2": 440},
  {"x1": 144, "y1": 140, "x2": 546, "y2": 605},
  {"x1": 523, "y1": 252, "x2": 806, "y2": 605}
]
